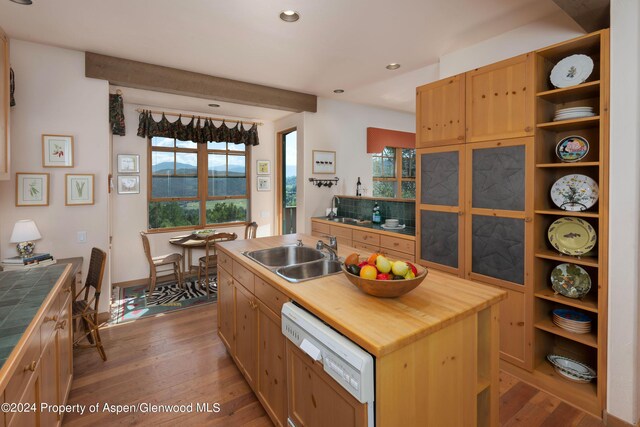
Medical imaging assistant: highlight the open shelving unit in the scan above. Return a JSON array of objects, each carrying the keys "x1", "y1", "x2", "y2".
[{"x1": 503, "y1": 30, "x2": 609, "y2": 417}]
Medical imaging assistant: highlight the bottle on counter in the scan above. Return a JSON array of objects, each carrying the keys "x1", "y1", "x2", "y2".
[
  {"x1": 372, "y1": 201, "x2": 381, "y2": 224},
  {"x1": 356, "y1": 177, "x2": 362, "y2": 197}
]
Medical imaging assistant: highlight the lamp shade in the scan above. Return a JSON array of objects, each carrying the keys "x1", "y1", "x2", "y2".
[{"x1": 10, "y1": 220, "x2": 42, "y2": 243}]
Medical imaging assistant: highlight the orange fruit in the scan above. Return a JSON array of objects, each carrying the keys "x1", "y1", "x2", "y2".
[
  {"x1": 367, "y1": 253, "x2": 382, "y2": 266},
  {"x1": 345, "y1": 253, "x2": 360, "y2": 266},
  {"x1": 359, "y1": 265, "x2": 378, "y2": 280}
]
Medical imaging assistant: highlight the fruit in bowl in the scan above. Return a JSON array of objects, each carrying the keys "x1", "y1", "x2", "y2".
[{"x1": 342, "y1": 253, "x2": 428, "y2": 298}]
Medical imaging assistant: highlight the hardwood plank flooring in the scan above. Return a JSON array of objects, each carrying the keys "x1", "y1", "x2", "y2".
[{"x1": 64, "y1": 303, "x2": 604, "y2": 426}]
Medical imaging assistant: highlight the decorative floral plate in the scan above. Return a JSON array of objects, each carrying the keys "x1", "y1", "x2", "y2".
[
  {"x1": 549, "y1": 263, "x2": 592, "y2": 298},
  {"x1": 547, "y1": 354, "x2": 596, "y2": 383},
  {"x1": 548, "y1": 217, "x2": 597, "y2": 256},
  {"x1": 550, "y1": 54, "x2": 594, "y2": 88},
  {"x1": 550, "y1": 174, "x2": 599, "y2": 211},
  {"x1": 555, "y1": 136, "x2": 589, "y2": 162}
]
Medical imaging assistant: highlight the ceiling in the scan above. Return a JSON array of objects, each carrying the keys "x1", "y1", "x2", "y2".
[{"x1": 0, "y1": 0, "x2": 566, "y2": 114}]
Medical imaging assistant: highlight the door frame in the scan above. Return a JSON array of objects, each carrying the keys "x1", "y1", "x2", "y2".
[{"x1": 275, "y1": 127, "x2": 297, "y2": 235}]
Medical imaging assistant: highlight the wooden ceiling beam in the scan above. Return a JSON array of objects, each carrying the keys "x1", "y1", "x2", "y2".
[
  {"x1": 85, "y1": 52, "x2": 317, "y2": 113},
  {"x1": 552, "y1": 0, "x2": 610, "y2": 33}
]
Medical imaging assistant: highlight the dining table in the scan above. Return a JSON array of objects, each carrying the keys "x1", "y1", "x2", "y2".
[{"x1": 169, "y1": 231, "x2": 236, "y2": 277}]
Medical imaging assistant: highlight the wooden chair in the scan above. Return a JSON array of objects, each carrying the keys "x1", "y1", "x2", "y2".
[
  {"x1": 245, "y1": 222, "x2": 258, "y2": 239},
  {"x1": 72, "y1": 248, "x2": 108, "y2": 361},
  {"x1": 140, "y1": 232, "x2": 183, "y2": 293},
  {"x1": 197, "y1": 232, "x2": 238, "y2": 298}
]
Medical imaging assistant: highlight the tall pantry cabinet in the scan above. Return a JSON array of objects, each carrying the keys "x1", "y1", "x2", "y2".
[{"x1": 416, "y1": 31, "x2": 610, "y2": 417}]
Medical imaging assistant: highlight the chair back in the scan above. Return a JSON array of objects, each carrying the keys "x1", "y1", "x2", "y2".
[
  {"x1": 202, "y1": 232, "x2": 238, "y2": 258},
  {"x1": 140, "y1": 232, "x2": 153, "y2": 264},
  {"x1": 245, "y1": 222, "x2": 258, "y2": 239},
  {"x1": 84, "y1": 248, "x2": 107, "y2": 310}
]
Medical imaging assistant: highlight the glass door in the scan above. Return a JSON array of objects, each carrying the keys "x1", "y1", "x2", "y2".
[{"x1": 278, "y1": 129, "x2": 297, "y2": 234}]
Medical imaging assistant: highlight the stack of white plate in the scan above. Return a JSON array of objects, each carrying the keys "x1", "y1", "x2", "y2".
[
  {"x1": 552, "y1": 309, "x2": 592, "y2": 334},
  {"x1": 553, "y1": 106, "x2": 595, "y2": 121}
]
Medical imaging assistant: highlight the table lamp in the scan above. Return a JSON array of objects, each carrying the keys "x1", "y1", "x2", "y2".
[{"x1": 10, "y1": 220, "x2": 42, "y2": 257}]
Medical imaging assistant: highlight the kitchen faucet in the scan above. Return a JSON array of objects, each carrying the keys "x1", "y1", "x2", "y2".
[
  {"x1": 328, "y1": 195, "x2": 340, "y2": 219},
  {"x1": 316, "y1": 237, "x2": 339, "y2": 260}
]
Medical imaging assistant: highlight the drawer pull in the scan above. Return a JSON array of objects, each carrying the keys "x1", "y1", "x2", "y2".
[
  {"x1": 24, "y1": 361, "x2": 36, "y2": 372},
  {"x1": 44, "y1": 315, "x2": 58, "y2": 323},
  {"x1": 63, "y1": 287, "x2": 72, "y2": 293},
  {"x1": 56, "y1": 320, "x2": 67, "y2": 330}
]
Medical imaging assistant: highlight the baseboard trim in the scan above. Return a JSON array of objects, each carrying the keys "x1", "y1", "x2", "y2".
[
  {"x1": 112, "y1": 277, "x2": 149, "y2": 288},
  {"x1": 604, "y1": 412, "x2": 640, "y2": 427}
]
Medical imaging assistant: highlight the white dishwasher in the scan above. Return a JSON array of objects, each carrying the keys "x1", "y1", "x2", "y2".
[{"x1": 281, "y1": 302, "x2": 375, "y2": 427}]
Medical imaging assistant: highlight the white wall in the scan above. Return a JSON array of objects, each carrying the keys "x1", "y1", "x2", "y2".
[
  {"x1": 608, "y1": 0, "x2": 640, "y2": 424},
  {"x1": 439, "y1": 13, "x2": 584, "y2": 78},
  {"x1": 110, "y1": 103, "x2": 275, "y2": 284},
  {"x1": 0, "y1": 40, "x2": 111, "y2": 312}
]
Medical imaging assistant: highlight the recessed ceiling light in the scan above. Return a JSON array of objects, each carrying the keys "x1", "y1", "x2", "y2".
[
  {"x1": 280, "y1": 10, "x2": 300, "y2": 22},
  {"x1": 10, "y1": 0, "x2": 33, "y2": 4},
  {"x1": 333, "y1": 89, "x2": 344, "y2": 94},
  {"x1": 208, "y1": 103, "x2": 220, "y2": 108},
  {"x1": 386, "y1": 63, "x2": 401, "y2": 70}
]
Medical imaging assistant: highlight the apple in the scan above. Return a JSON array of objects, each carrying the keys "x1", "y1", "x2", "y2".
[
  {"x1": 375, "y1": 255, "x2": 392, "y2": 274},
  {"x1": 391, "y1": 261, "x2": 409, "y2": 277},
  {"x1": 407, "y1": 262, "x2": 418, "y2": 275},
  {"x1": 376, "y1": 273, "x2": 390, "y2": 280}
]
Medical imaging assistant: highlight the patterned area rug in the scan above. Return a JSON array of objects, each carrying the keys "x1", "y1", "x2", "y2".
[{"x1": 111, "y1": 277, "x2": 217, "y2": 324}]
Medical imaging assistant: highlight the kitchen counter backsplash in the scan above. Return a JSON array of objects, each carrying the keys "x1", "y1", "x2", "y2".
[{"x1": 337, "y1": 197, "x2": 415, "y2": 227}]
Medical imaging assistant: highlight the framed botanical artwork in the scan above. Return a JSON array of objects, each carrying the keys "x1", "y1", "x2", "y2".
[
  {"x1": 42, "y1": 135, "x2": 74, "y2": 167},
  {"x1": 16, "y1": 173, "x2": 49, "y2": 206},
  {"x1": 65, "y1": 174, "x2": 94, "y2": 206},
  {"x1": 257, "y1": 176, "x2": 271, "y2": 191},
  {"x1": 117, "y1": 175, "x2": 140, "y2": 194},
  {"x1": 312, "y1": 150, "x2": 336, "y2": 174},
  {"x1": 256, "y1": 160, "x2": 270, "y2": 175},
  {"x1": 117, "y1": 154, "x2": 140, "y2": 173}
]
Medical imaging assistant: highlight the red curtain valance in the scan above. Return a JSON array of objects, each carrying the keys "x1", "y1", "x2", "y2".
[{"x1": 366, "y1": 127, "x2": 415, "y2": 153}]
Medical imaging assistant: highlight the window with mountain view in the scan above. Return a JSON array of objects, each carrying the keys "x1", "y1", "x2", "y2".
[
  {"x1": 148, "y1": 137, "x2": 249, "y2": 230},
  {"x1": 372, "y1": 147, "x2": 415, "y2": 199}
]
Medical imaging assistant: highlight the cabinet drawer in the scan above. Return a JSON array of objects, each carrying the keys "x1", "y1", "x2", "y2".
[
  {"x1": 218, "y1": 251, "x2": 232, "y2": 273},
  {"x1": 4, "y1": 331, "x2": 40, "y2": 407},
  {"x1": 353, "y1": 230, "x2": 380, "y2": 246},
  {"x1": 255, "y1": 277, "x2": 288, "y2": 316},
  {"x1": 352, "y1": 242, "x2": 380, "y2": 254},
  {"x1": 335, "y1": 237, "x2": 353, "y2": 248},
  {"x1": 380, "y1": 235, "x2": 415, "y2": 255},
  {"x1": 311, "y1": 221, "x2": 331, "y2": 235},
  {"x1": 329, "y1": 225, "x2": 352, "y2": 239},
  {"x1": 233, "y1": 260, "x2": 255, "y2": 293},
  {"x1": 311, "y1": 231, "x2": 325, "y2": 239},
  {"x1": 380, "y1": 248, "x2": 416, "y2": 263}
]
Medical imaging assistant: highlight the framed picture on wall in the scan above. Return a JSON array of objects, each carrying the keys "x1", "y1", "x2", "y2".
[
  {"x1": 312, "y1": 150, "x2": 336, "y2": 174},
  {"x1": 65, "y1": 174, "x2": 94, "y2": 206},
  {"x1": 256, "y1": 160, "x2": 270, "y2": 175},
  {"x1": 257, "y1": 176, "x2": 271, "y2": 191},
  {"x1": 117, "y1": 175, "x2": 140, "y2": 194},
  {"x1": 117, "y1": 154, "x2": 140, "y2": 173},
  {"x1": 15, "y1": 173, "x2": 49, "y2": 206},
  {"x1": 42, "y1": 135, "x2": 74, "y2": 167}
]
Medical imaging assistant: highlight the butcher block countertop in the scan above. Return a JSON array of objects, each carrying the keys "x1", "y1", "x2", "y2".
[{"x1": 217, "y1": 234, "x2": 506, "y2": 357}]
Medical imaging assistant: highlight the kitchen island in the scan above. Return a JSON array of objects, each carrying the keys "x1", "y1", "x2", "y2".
[{"x1": 216, "y1": 234, "x2": 506, "y2": 427}]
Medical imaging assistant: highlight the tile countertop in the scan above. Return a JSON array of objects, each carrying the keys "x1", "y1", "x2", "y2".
[
  {"x1": 0, "y1": 265, "x2": 69, "y2": 366},
  {"x1": 312, "y1": 216, "x2": 416, "y2": 238}
]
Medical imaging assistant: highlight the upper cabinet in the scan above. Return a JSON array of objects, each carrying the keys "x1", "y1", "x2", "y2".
[
  {"x1": 0, "y1": 26, "x2": 9, "y2": 181},
  {"x1": 465, "y1": 53, "x2": 535, "y2": 143},
  {"x1": 416, "y1": 74, "x2": 465, "y2": 148}
]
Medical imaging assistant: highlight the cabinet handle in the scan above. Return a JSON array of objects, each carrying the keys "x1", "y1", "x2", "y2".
[
  {"x1": 56, "y1": 320, "x2": 67, "y2": 330},
  {"x1": 24, "y1": 361, "x2": 36, "y2": 372},
  {"x1": 63, "y1": 287, "x2": 72, "y2": 293},
  {"x1": 44, "y1": 315, "x2": 58, "y2": 323},
  {"x1": 525, "y1": 217, "x2": 532, "y2": 223},
  {"x1": 458, "y1": 211, "x2": 464, "y2": 216}
]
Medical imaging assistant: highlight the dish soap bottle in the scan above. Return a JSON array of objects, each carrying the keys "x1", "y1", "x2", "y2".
[
  {"x1": 372, "y1": 202, "x2": 381, "y2": 224},
  {"x1": 356, "y1": 177, "x2": 362, "y2": 197}
]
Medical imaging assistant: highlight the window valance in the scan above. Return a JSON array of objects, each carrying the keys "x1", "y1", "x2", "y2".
[{"x1": 137, "y1": 110, "x2": 259, "y2": 146}]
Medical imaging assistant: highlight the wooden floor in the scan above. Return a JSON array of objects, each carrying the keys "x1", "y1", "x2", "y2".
[{"x1": 64, "y1": 303, "x2": 604, "y2": 427}]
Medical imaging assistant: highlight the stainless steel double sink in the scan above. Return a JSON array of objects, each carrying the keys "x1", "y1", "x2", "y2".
[{"x1": 244, "y1": 245, "x2": 342, "y2": 283}]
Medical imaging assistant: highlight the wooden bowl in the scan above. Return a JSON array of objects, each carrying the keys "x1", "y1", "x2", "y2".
[{"x1": 341, "y1": 264, "x2": 428, "y2": 298}]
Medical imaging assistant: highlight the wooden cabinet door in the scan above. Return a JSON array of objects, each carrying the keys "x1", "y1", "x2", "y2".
[
  {"x1": 0, "y1": 27, "x2": 8, "y2": 181},
  {"x1": 416, "y1": 74, "x2": 465, "y2": 147},
  {"x1": 57, "y1": 300, "x2": 73, "y2": 406},
  {"x1": 40, "y1": 337, "x2": 58, "y2": 427},
  {"x1": 416, "y1": 145, "x2": 465, "y2": 276},
  {"x1": 499, "y1": 289, "x2": 527, "y2": 366},
  {"x1": 217, "y1": 267, "x2": 235, "y2": 353},
  {"x1": 257, "y1": 302, "x2": 287, "y2": 427},
  {"x1": 286, "y1": 342, "x2": 368, "y2": 427},
  {"x1": 234, "y1": 284, "x2": 257, "y2": 387},
  {"x1": 466, "y1": 53, "x2": 534, "y2": 143},
  {"x1": 8, "y1": 371, "x2": 38, "y2": 427}
]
